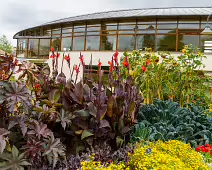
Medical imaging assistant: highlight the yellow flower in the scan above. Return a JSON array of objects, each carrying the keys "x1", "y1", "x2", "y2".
[{"x1": 182, "y1": 49, "x2": 187, "y2": 53}]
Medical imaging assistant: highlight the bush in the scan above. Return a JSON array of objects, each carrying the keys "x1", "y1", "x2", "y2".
[
  {"x1": 131, "y1": 99, "x2": 212, "y2": 147},
  {"x1": 81, "y1": 140, "x2": 209, "y2": 170}
]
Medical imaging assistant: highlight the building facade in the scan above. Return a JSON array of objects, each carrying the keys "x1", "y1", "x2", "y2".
[{"x1": 13, "y1": 7, "x2": 212, "y2": 76}]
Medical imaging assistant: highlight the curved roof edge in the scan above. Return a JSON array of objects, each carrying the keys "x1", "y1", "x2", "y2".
[{"x1": 13, "y1": 6, "x2": 212, "y2": 39}]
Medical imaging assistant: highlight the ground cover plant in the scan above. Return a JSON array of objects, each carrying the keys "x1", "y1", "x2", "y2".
[{"x1": 0, "y1": 46, "x2": 211, "y2": 169}]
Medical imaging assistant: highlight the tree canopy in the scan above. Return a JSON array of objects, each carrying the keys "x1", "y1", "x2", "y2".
[{"x1": 0, "y1": 35, "x2": 13, "y2": 54}]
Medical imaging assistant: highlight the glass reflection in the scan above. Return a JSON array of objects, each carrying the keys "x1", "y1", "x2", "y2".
[
  {"x1": 62, "y1": 37, "x2": 72, "y2": 51},
  {"x1": 101, "y1": 35, "x2": 116, "y2": 50},
  {"x1": 52, "y1": 38, "x2": 61, "y2": 51},
  {"x1": 137, "y1": 35, "x2": 155, "y2": 50},
  {"x1": 40, "y1": 39, "x2": 50, "y2": 56},
  {"x1": 17, "y1": 39, "x2": 28, "y2": 58},
  {"x1": 157, "y1": 35, "x2": 176, "y2": 51},
  {"x1": 118, "y1": 35, "x2": 135, "y2": 51},
  {"x1": 73, "y1": 37, "x2": 85, "y2": 50},
  {"x1": 178, "y1": 35, "x2": 199, "y2": 50},
  {"x1": 28, "y1": 39, "x2": 39, "y2": 58},
  {"x1": 86, "y1": 36, "x2": 100, "y2": 50}
]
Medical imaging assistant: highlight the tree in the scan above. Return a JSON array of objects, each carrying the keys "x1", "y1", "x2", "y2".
[{"x1": 0, "y1": 35, "x2": 13, "y2": 54}]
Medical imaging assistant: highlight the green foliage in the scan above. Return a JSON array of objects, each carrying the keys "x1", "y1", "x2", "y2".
[
  {"x1": 0, "y1": 145, "x2": 31, "y2": 170},
  {"x1": 0, "y1": 128, "x2": 10, "y2": 153},
  {"x1": 121, "y1": 45, "x2": 211, "y2": 108},
  {"x1": 0, "y1": 35, "x2": 13, "y2": 54},
  {"x1": 132, "y1": 99, "x2": 212, "y2": 147}
]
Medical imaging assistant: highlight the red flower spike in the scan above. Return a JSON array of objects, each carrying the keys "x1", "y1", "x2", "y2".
[
  {"x1": 142, "y1": 65, "x2": 147, "y2": 72},
  {"x1": 51, "y1": 47, "x2": 55, "y2": 52},
  {"x1": 74, "y1": 65, "x2": 80, "y2": 74},
  {"x1": 113, "y1": 51, "x2": 119, "y2": 64},
  {"x1": 64, "y1": 55, "x2": 70, "y2": 61},
  {"x1": 108, "y1": 61, "x2": 114, "y2": 73},
  {"x1": 35, "y1": 84, "x2": 41, "y2": 88},
  {"x1": 122, "y1": 57, "x2": 129, "y2": 68},
  {"x1": 98, "y1": 61, "x2": 102, "y2": 67},
  {"x1": 79, "y1": 53, "x2": 85, "y2": 66},
  {"x1": 57, "y1": 53, "x2": 60, "y2": 58}
]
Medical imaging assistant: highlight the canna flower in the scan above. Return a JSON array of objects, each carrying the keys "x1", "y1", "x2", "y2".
[
  {"x1": 35, "y1": 84, "x2": 41, "y2": 88},
  {"x1": 64, "y1": 55, "x2": 70, "y2": 61},
  {"x1": 51, "y1": 47, "x2": 55, "y2": 52},
  {"x1": 57, "y1": 53, "x2": 60, "y2": 58},
  {"x1": 50, "y1": 54, "x2": 56, "y2": 58},
  {"x1": 79, "y1": 53, "x2": 85, "y2": 66},
  {"x1": 74, "y1": 65, "x2": 80, "y2": 74},
  {"x1": 108, "y1": 60, "x2": 114, "y2": 73},
  {"x1": 98, "y1": 61, "x2": 102, "y2": 67},
  {"x1": 113, "y1": 51, "x2": 119, "y2": 64},
  {"x1": 141, "y1": 65, "x2": 147, "y2": 72},
  {"x1": 122, "y1": 57, "x2": 129, "y2": 68}
]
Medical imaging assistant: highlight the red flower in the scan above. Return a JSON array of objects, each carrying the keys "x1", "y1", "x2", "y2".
[
  {"x1": 64, "y1": 55, "x2": 70, "y2": 61},
  {"x1": 74, "y1": 65, "x2": 80, "y2": 74},
  {"x1": 108, "y1": 60, "x2": 114, "y2": 73},
  {"x1": 122, "y1": 57, "x2": 129, "y2": 68},
  {"x1": 57, "y1": 53, "x2": 60, "y2": 58},
  {"x1": 35, "y1": 84, "x2": 41, "y2": 88},
  {"x1": 205, "y1": 144, "x2": 210, "y2": 147},
  {"x1": 196, "y1": 147, "x2": 201, "y2": 152},
  {"x1": 210, "y1": 151, "x2": 212, "y2": 155},
  {"x1": 79, "y1": 53, "x2": 85, "y2": 66},
  {"x1": 50, "y1": 54, "x2": 56, "y2": 58},
  {"x1": 109, "y1": 159, "x2": 113, "y2": 163},
  {"x1": 51, "y1": 47, "x2": 55, "y2": 52},
  {"x1": 141, "y1": 66, "x2": 147, "y2": 72},
  {"x1": 113, "y1": 51, "x2": 119, "y2": 64},
  {"x1": 146, "y1": 59, "x2": 151, "y2": 66},
  {"x1": 201, "y1": 147, "x2": 208, "y2": 153},
  {"x1": 98, "y1": 61, "x2": 102, "y2": 67}
]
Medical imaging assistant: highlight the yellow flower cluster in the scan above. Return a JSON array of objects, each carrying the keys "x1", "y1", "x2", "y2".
[
  {"x1": 81, "y1": 140, "x2": 209, "y2": 170},
  {"x1": 130, "y1": 140, "x2": 208, "y2": 170}
]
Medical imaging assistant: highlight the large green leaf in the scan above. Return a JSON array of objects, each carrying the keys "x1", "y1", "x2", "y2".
[
  {"x1": 81, "y1": 130, "x2": 94, "y2": 140},
  {"x1": 49, "y1": 89, "x2": 61, "y2": 103}
]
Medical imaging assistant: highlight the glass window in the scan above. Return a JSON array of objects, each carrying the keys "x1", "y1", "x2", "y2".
[
  {"x1": 62, "y1": 37, "x2": 72, "y2": 51},
  {"x1": 28, "y1": 39, "x2": 39, "y2": 58},
  {"x1": 43, "y1": 28, "x2": 51, "y2": 36},
  {"x1": 73, "y1": 37, "x2": 85, "y2": 50},
  {"x1": 137, "y1": 35, "x2": 155, "y2": 50},
  {"x1": 178, "y1": 21, "x2": 200, "y2": 29},
  {"x1": 157, "y1": 29, "x2": 176, "y2": 34},
  {"x1": 118, "y1": 31, "x2": 136, "y2": 34},
  {"x1": 101, "y1": 35, "x2": 116, "y2": 50},
  {"x1": 157, "y1": 35, "x2": 176, "y2": 51},
  {"x1": 200, "y1": 35, "x2": 212, "y2": 53},
  {"x1": 118, "y1": 35, "x2": 135, "y2": 51},
  {"x1": 52, "y1": 28, "x2": 61, "y2": 34},
  {"x1": 52, "y1": 38, "x2": 61, "y2": 51},
  {"x1": 101, "y1": 23, "x2": 117, "y2": 31},
  {"x1": 36, "y1": 29, "x2": 40, "y2": 36},
  {"x1": 86, "y1": 36, "x2": 100, "y2": 50},
  {"x1": 17, "y1": 39, "x2": 28, "y2": 58},
  {"x1": 138, "y1": 24, "x2": 156, "y2": 30},
  {"x1": 201, "y1": 22, "x2": 212, "y2": 29},
  {"x1": 118, "y1": 25, "x2": 136, "y2": 30},
  {"x1": 87, "y1": 31, "x2": 100, "y2": 35},
  {"x1": 62, "y1": 28, "x2": 72, "y2": 36},
  {"x1": 74, "y1": 26, "x2": 85, "y2": 32},
  {"x1": 178, "y1": 35, "x2": 199, "y2": 50},
  {"x1": 87, "y1": 27, "x2": 100, "y2": 31},
  {"x1": 39, "y1": 39, "x2": 50, "y2": 56},
  {"x1": 157, "y1": 24, "x2": 177, "y2": 29}
]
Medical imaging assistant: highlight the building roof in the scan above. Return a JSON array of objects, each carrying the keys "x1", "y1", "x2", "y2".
[
  {"x1": 45, "y1": 7, "x2": 212, "y2": 25},
  {"x1": 14, "y1": 7, "x2": 212, "y2": 38}
]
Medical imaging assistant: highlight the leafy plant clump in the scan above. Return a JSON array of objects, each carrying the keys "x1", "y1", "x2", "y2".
[
  {"x1": 131, "y1": 99, "x2": 212, "y2": 147},
  {"x1": 121, "y1": 45, "x2": 211, "y2": 108},
  {"x1": 81, "y1": 140, "x2": 209, "y2": 170},
  {"x1": 0, "y1": 49, "x2": 142, "y2": 169}
]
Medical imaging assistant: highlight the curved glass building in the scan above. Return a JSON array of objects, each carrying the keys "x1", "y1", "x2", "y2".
[{"x1": 13, "y1": 7, "x2": 212, "y2": 72}]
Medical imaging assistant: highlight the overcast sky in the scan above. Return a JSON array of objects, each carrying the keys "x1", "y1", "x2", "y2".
[{"x1": 0, "y1": 0, "x2": 211, "y2": 46}]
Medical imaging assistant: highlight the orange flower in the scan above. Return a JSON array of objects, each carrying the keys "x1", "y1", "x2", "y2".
[
  {"x1": 108, "y1": 60, "x2": 114, "y2": 73},
  {"x1": 146, "y1": 59, "x2": 151, "y2": 66},
  {"x1": 79, "y1": 53, "x2": 85, "y2": 66},
  {"x1": 141, "y1": 65, "x2": 147, "y2": 72},
  {"x1": 122, "y1": 57, "x2": 129, "y2": 68}
]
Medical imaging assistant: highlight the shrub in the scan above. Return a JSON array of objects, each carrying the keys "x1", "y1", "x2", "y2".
[
  {"x1": 132, "y1": 99, "x2": 212, "y2": 147},
  {"x1": 81, "y1": 140, "x2": 209, "y2": 170}
]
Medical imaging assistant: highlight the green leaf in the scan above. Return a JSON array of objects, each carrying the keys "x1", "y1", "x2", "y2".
[
  {"x1": 116, "y1": 136, "x2": 124, "y2": 148},
  {"x1": 75, "y1": 110, "x2": 90, "y2": 120},
  {"x1": 49, "y1": 89, "x2": 60, "y2": 103},
  {"x1": 81, "y1": 130, "x2": 94, "y2": 140}
]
